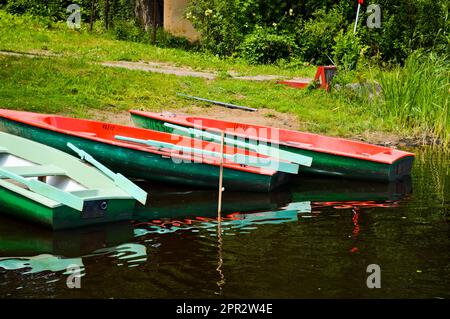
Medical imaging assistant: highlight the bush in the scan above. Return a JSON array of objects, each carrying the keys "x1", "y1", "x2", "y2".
[
  {"x1": 333, "y1": 29, "x2": 365, "y2": 71},
  {"x1": 5, "y1": 0, "x2": 88, "y2": 21},
  {"x1": 112, "y1": 19, "x2": 149, "y2": 43},
  {"x1": 239, "y1": 26, "x2": 297, "y2": 64},
  {"x1": 296, "y1": 8, "x2": 346, "y2": 65}
]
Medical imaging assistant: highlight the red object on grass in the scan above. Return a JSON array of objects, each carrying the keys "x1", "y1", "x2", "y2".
[
  {"x1": 358, "y1": 0, "x2": 364, "y2": 4},
  {"x1": 278, "y1": 66, "x2": 338, "y2": 91}
]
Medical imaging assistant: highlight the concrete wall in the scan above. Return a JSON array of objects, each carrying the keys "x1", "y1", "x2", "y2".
[{"x1": 164, "y1": 0, "x2": 200, "y2": 41}]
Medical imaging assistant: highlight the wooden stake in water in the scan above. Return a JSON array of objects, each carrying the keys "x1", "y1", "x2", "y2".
[
  {"x1": 216, "y1": 130, "x2": 226, "y2": 294},
  {"x1": 217, "y1": 131, "x2": 225, "y2": 216}
]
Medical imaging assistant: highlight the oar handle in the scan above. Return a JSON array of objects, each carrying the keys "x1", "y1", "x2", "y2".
[
  {"x1": 67, "y1": 143, "x2": 115, "y2": 180},
  {"x1": 0, "y1": 167, "x2": 29, "y2": 186}
]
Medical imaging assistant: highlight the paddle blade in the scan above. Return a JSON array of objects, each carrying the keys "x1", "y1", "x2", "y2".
[{"x1": 114, "y1": 174, "x2": 147, "y2": 205}]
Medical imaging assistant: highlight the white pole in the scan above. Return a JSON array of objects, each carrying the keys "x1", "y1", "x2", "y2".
[
  {"x1": 354, "y1": 3, "x2": 361, "y2": 34},
  {"x1": 217, "y1": 131, "x2": 225, "y2": 216}
]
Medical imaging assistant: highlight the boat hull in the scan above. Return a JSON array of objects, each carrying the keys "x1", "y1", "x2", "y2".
[
  {"x1": 131, "y1": 113, "x2": 414, "y2": 182},
  {"x1": 0, "y1": 117, "x2": 288, "y2": 192},
  {"x1": 0, "y1": 184, "x2": 135, "y2": 230}
]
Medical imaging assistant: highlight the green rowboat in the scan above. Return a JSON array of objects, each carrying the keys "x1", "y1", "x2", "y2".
[{"x1": 0, "y1": 132, "x2": 145, "y2": 230}]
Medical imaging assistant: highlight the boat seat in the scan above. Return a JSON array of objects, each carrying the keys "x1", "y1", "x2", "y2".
[{"x1": 0, "y1": 165, "x2": 67, "y2": 178}]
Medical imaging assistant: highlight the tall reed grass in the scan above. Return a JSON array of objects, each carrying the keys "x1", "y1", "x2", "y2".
[{"x1": 373, "y1": 52, "x2": 449, "y2": 147}]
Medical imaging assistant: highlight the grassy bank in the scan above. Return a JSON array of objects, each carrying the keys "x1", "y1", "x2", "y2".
[
  {"x1": 0, "y1": 11, "x2": 447, "y2": 146},
  {"x1": 0, "y1": 11, "x2": 313, "y2": 77}
]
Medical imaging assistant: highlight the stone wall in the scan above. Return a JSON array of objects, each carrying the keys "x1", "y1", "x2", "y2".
[{"x1": 163, "y1": 0, "x2": 200, "y2": 41}]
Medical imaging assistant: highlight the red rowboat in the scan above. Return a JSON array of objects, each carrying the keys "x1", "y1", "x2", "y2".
[
  {"x1": 0, "y1": 109, "x2": 294, "y2": 192},
  {"x1": 129, "y1": 110, "x2": 415, "y2": 181}
]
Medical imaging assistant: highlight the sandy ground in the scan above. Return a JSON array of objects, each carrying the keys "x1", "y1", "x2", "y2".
[
  {"x1": 100, "y1": 61, "x2": 291, "y2": 81},
  {"x1": 88, "y1": 106, "x2": 299, "y2": 130}
]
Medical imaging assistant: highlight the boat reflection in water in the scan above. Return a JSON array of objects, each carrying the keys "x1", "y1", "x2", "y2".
[
  {"x1": 133, "y1": 176, "x2": 412, "y2": 235},
  {"x1": 0, "y1": 176, "x2": 412, "y2": 282},
  {"x1": 0, "y1": 219, "x2": 146, "y2": 282}
]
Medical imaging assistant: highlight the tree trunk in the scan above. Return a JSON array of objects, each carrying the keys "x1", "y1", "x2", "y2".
[
  {"x1": 134, "y1": 0, "x2": 152, "y2": 31},
  {"x1": 104, "y1": 0, "x2": 110, "y2": 30},
  {"x1": 134, "y1": 0, "x2": 163, "y2": 31},
  {"x1": 89, "y1": 0, "x2": 96, "y2": 32}
]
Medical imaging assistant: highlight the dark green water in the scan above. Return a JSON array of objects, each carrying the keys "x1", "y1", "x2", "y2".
[{"x1": 0, "y1": 147, "x2": 448, "y2": 298}]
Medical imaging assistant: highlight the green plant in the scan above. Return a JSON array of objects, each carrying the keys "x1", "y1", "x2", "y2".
[
  {"x1": 296, "y1": 8, "x2": 346, "y2": 65},
  {"x1": 239, "y1": 26, "x2": 297, "y2": 64},
  {"x1": 333, "y1": 29, "x2": 365, "y2": 71},
  {"x1": 372, "y1": 51, "x2": 449, "y2": 145}
]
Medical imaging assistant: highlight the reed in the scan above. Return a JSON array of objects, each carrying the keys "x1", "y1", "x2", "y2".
[{"x1": 373, "y1": 52, "x2": 449, "y2": 146}]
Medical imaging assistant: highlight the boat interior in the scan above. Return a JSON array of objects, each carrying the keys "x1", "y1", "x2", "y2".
[
  {"x1": 40, "y1": 115, "x2": 263, "y2": 158},
  {"x1": 0, "y1": 151, "x2": 87, "y2": 193},
  {"x1": 183, "y1": 116, "x2": 394, "y2": 156}
]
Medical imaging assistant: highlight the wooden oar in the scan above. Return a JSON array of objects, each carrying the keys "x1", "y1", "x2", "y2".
[
  {"x1": 114, "y1": 135, "x2": 299, "y2": 174},
  {"x1": 67, "y1": 143, "x2": 147, "y2": 205},
  {"x1": 0, "y1": 167, "x2": 84, "y2": 211},
  {"x1": 163, "y1": 122, "x2": 313, "y2": 167}
]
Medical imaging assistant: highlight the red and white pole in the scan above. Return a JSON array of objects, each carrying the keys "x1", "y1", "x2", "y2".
[{"x1": 354, "y1": 0, "x2": 364, "y2": 34}]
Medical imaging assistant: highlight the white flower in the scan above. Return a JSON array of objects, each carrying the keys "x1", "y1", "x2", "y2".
[
  {"x1": 205, "y1": 9, "x2": 213, "y2": 17},
  {"x1": 289, "y1": 8, "x2": 294, "y2": 16},
  {"x1": 186, "y1": 12, "x2": 192, "y2": 19},
  {"x1": 272, "y1": 22, "x2": 277, "y2": 27}
]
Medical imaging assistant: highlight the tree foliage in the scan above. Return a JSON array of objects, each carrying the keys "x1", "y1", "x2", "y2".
[
  {"x1": 1, "y1": 0, "x2": 448, "y2": 65},
  {"x1": 187, "y1": 0, "x2": 449, "y2": 64}
]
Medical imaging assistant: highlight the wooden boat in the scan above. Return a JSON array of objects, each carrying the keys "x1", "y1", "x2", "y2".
[
  {"x1": 0, "y1": 132, "x2": 146, "y2": 230},
  {"x1": 0, "y1": 109, "x2": 293, "y2": 192},
  {"x1": 130, "y1": 110, "x2": 415, "y2": 181}
]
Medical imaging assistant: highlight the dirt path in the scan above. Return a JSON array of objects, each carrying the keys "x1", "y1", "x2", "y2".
[
  {"x1": 100, "y1": 61, "x2": 292, "y2": 81},
  {"x1": 0, "y1": 50, "x2": 292, "y2": 81}
]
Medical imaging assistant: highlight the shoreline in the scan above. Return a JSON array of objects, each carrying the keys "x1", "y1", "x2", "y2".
[{"x1": 87, "y1": 107, "x2": 434, "y2": 149}]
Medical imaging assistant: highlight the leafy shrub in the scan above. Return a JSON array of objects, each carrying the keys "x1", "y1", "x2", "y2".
[
  {"x1": 5, "y1": 0, "x2": 88, "y2": 21},
  {"x1": 296, "y1": 8, "x2": 345, "y2": 65},
  {"x1": 112, "y1": 19, "x2": 149, "y2": 43},
  {"x1": 239, "y1": 26, "x2": 297, "y2": 64},
  {"x1": 333, "y1": 29, "x2": 365, "y2": 71}
]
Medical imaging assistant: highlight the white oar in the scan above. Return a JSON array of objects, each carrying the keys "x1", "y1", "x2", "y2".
[
  {"x1": 114, "y1": 135, "x2": 299, "y2": 174},
  {"x1": 163, "y1": 122, "x2": 312, "y2": 168},
  {"x1": 67, "y1": 143, "x2": 147, "y2": 205}
]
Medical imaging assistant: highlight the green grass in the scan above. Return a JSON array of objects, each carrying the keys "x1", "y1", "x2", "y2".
[
  {"x1": 1, "y1": 10, "x2": 447, "y2": 145},
  {"x1": 0, "y1": 54, "x2": 390, "y2": 138},
  {"x1": 0, "y1": 11, "x2": 314, "y2": 77},
  {"x1": 370, "y1": 52, "x2": 449, "y2": 146}
]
